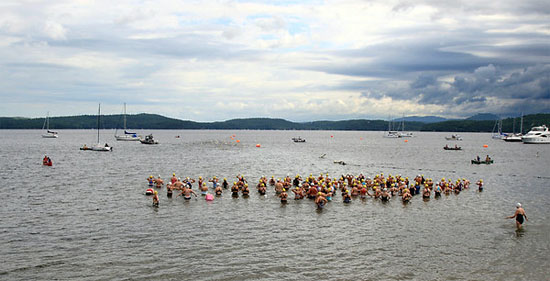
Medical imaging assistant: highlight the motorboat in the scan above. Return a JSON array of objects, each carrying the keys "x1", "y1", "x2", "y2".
[
  {"x1": 445, "y1": 134, "x2": 463, "y2": 141},
  {"x1": 522, "y1": 125, "x2": 550, "y2": 144},
  {"x1": 140, "y1": 134, "x2": 159, "y2": 144},
  {"x1": 292, "y1": 137, "x2": 306, "y2": 142}
]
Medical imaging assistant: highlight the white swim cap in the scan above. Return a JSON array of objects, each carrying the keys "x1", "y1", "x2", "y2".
[{"x1": 516, "y1": 203, "x2": 521, "y2": 208}]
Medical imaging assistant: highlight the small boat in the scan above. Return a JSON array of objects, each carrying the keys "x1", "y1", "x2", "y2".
[
  {"x1": 491, "y1": 118, "x2": 507, "y2": 139},
  {"x1": 521, "y1": 125, "x2": 550, "y2": 144},
  {"x1": 445, "y1": 134, "x2": 463, "y2": 141},
  {"x1": 384, "y1": 131, "x2": 401, "y2": 138},
  {"x1": 333, "y1": 160, "x2": 346, "y2": 165},
  {"x1": 41, "y1": 112, "x2": 58, "y2": 138},
  {"x1": 140, "y1": 134, "x2": 159, "y2": 144},
  {"x1": 115, "y1": 103, "x2": 140, "y2": 141},
  {"x1": 42, "y1": 156, "x2": 52, "y2": 166},
  {"x1": 80, "y1": 104, "x2": 112, "y2": 152},
  {"x1": 471, "y1": 159, "x2": 493, "y2": 164},
  {"x1": 292, "y1": 137, "x2": 306, "y2": 142},
  {"x1": 504, "y1": 115, "x2": 523, "y2": 142},
  {"x1": 443, "y1": 145, "x2": 462, "y2": 150}
]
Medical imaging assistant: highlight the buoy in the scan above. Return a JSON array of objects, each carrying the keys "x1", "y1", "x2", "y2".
[
  {"x1": 256, "y1": 144, "x2": 261, "y2": 147},
  {"x1": 331, "y1": 135, "x2": 334, "y2": 138},
  {"x1": 145, "y1": 188, "x2": 154, "y2": 196},
  {"x1": 236, "y1": 140, "x2": 240, "y2": 143},
  {"x1": 205, "y1": 194, "x2": 214, "y2": 201},
  {"x1": 404, "y1": 139, "x2": 408, "y2": 143},
  {"x1": 483, "y1": 144, "x2": 488, "y2": 148}
]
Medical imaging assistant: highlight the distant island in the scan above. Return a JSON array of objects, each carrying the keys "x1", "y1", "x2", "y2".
[{"x1": 1, "y1": 113, "x2": 549, "y2": 132}]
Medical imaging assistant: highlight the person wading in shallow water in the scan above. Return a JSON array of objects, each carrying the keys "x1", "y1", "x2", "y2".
[{"x1": 507, "y1": 203, "x2": 528, "y2": 230}]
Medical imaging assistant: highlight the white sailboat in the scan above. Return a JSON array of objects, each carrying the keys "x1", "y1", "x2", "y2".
[
  {"x1": 384, "y1": 116, "x2": 400, "y2": 138},
  {"x1": 504, "y1": 115, "x2": 523, "y2": 142},
  {"x1": 80, "y1": 104, "x2": 112, "y2": 151},
  {"x1": 115, "y1": 103, "x2": 140, "y2": 141},
  {"x1": 397, "y1": 115, "x2": 413, "y2": 137},
  {"x1": 41, "y1": 112, "x2": 58, "y2": 138},
  {"x1": 491, "y1": 118, "x2": 507, "y2": 139}
]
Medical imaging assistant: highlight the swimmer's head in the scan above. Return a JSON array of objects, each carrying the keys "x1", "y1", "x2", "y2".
[
  {"x1": 154, "y1": 191, "x2": 158, "y2": 195},
  {"x1": 318, "y1": 192, "x2": 321, "y2": 195},
  {"x1": 173, "y1": 173, "x2": 175, "y2": 176},
  {"x1": 516, "y1": 203, "x2": 522, "y2": 208}
]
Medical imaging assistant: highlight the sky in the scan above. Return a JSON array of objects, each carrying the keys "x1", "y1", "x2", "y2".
[{"x1": 0, "y1": 0, "x2": 548, "y2": 122}]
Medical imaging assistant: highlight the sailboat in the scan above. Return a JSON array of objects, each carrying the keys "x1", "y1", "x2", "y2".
[
  {"x1": 504, "y1": 114, "x2": 524, "y2": 142},
  {"x1": 397, "y1": 115, "x2": 413, "y2": 138},
  {"x1": 383, "y1": 116, "x2": 400, "y2": 138},
  {"x1": 41, "y1": 112, "x2": 58, "y2": 138},
  {"x1": 115, "y1": 103, "x2": 140, "y2": 141},
  {"x1": 491, "y1": 118, "x2": 507, "y2": 139},
  {"x1": 80, "y1": 104, "x2": 112, "y2": 152}
]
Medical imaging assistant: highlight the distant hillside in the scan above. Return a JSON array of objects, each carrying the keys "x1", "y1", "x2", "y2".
[
  {"x1": 393, "y1": 116, "x2": 448, "y2": 123},
  {"x1": 466, "y1": 113, "x2": 499, "y2": 121},
  {"x1": 1, "y1": 113, "x2": 549, "y2": 132}
]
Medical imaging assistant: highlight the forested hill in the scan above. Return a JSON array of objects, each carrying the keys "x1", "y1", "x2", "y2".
[{"x1": 1, "y1": 113, "x2": 549, "y2": 132}]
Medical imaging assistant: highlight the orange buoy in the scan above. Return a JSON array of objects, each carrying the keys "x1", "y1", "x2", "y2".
[
  {"x1": 404, "y1": 139, "x2": 408, "y2": 143},
  {"x1": 236, "y1": 140, "x2": 240, "y2": 143},
  {"x1": 256, "y1": 144, "x2": 261, "y2": 148},
  {"x1": 331, "y1": 135, "x2": 334, "y2": 138},
  {"x1": 483, "y1": 144, "x2": 488, "y2": 148}
]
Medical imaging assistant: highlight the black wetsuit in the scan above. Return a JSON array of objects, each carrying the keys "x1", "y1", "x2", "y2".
[{"x1": 516, "y1": 214, "x2": 524, "y2": 224}]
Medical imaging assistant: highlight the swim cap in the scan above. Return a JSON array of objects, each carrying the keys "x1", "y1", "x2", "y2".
[
  {"x1": 516, "y1": 203, "x2": 521, "y2": 208},
  {"x1": 158, "y1": 175, "x2": 161, "y2": 178},
  {"x1": 283, "y1": 189, "x2": 286, "y2": 192},
  {"x1": 154, "y1": 191, "x2": 158, "y2": 195},
  {"x1": 318, "y1": 192, "x2": 321, "y2": 195},
  {"x1": 173, "y1": 173, "x2": 175, "y2": 176},
  {"x1": 233, "y1": 182, "x2": 237, "y2": 185}
]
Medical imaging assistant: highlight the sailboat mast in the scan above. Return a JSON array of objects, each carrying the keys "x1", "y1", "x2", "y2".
[
  {"x1": 97, "y1": 103, "x2": 101, "y2": 144},
  {"x1": 123, "y1": 103, "x2": 127, "y2": 130}
]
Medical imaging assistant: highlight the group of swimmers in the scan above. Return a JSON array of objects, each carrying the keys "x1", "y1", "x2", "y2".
[
  {"x1": 145, "y1": 172, "x2": 527, "y2": 229},
  {"x1": 146, "y1": 172, "x2": 484, "y2": 206}
]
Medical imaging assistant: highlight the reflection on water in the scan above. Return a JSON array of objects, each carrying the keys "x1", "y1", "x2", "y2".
[{"x1": 0, "y1": 130, "x2": 549, "y2": 280}]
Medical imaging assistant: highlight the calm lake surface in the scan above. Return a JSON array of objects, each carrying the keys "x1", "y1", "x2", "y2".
[{"x1": 1, "y1": 130, "x2": 549, "y2": 280}]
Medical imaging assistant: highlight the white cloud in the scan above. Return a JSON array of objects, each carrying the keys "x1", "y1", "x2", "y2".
[{"x1": 0, "y1": 0, "x2": 547, "y2": 120}]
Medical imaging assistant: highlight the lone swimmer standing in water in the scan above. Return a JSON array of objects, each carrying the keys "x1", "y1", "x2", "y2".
[{"x1": 507, "y1": 203, "x2": 528, "y2": 230}]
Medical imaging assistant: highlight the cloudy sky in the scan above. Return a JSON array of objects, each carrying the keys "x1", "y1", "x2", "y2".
[{"x1": 0, "y1": 0, "x2": 548, "y2": 121}]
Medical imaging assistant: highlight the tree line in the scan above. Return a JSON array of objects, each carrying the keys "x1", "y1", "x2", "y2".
[{"x1": 1, "y1": 113, "x2": 549, "y2": 132}]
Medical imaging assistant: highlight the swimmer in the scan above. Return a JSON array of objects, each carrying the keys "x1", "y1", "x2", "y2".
[
  {"x1": 242, "y1": 184, "x2": 250, "y2": 197},
  {"x1": 222, "y1": 178, "x2": 229, "y2": 189},
  {"x1": 154, "y1": 175, "x2": 164, "y2": 188},
  {"x1": 146, "y1": 175, "x2": 154, "y2": 187},
  {"x1": 214, "y1": 184, "x2": 223, "y2": 196},
  {"x1": 476, "y1": 179, "x2": 483, "y2": 192},
  {"x1": 170, "y1": 173, "x2": 177, "y2": 184},
  {"x1": 279, "y1": 188, "x2": 288, "y2": 203},
  {"x1": 166, "y1": 182, "x2": 174, "y2": 198},
  {"x1": 231, "y1": 182, "x2": 240, "y2": 197},
  {"x1": 200, "y1": 183, "x2": 209, "y2": 195},
  {"x1": 343, "y1": 190, "x2": 352, "y2": 203},
  {"x1": 315, "y1": 192, "x2": 328, "y2": 208},
  {"x1": 507, "y1": 203, "x2": 528, "y2": 230},
  {"x1": 152, "y1": 191, "x2": 159, "y2": 207},
  {"x1": 176, "y1": 187, "x2": 197, "y2": 200}
]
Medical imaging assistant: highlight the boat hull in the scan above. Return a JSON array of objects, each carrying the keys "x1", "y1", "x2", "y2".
[
  {"x1": 42, "y1": 134, "x2": 58, "y2": 138},
  {"x1": 522, "y1": 137, "x2": 550, "y2": 144},
  {"x1": 471, "y1": 160, "x2": 493, "y2": 164},
  {"x1": 115, "y1": 135, "x2": 140, "y2": 141}
]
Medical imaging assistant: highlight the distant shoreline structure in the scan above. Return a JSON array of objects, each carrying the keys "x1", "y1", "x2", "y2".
[{"x1": 1, "y1": 113, "x2": 549, "y2": 132}]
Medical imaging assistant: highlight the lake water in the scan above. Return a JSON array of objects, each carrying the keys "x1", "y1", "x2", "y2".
[{"x1": 1, "y1": 130, "x2": 549, "y2": 280}]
